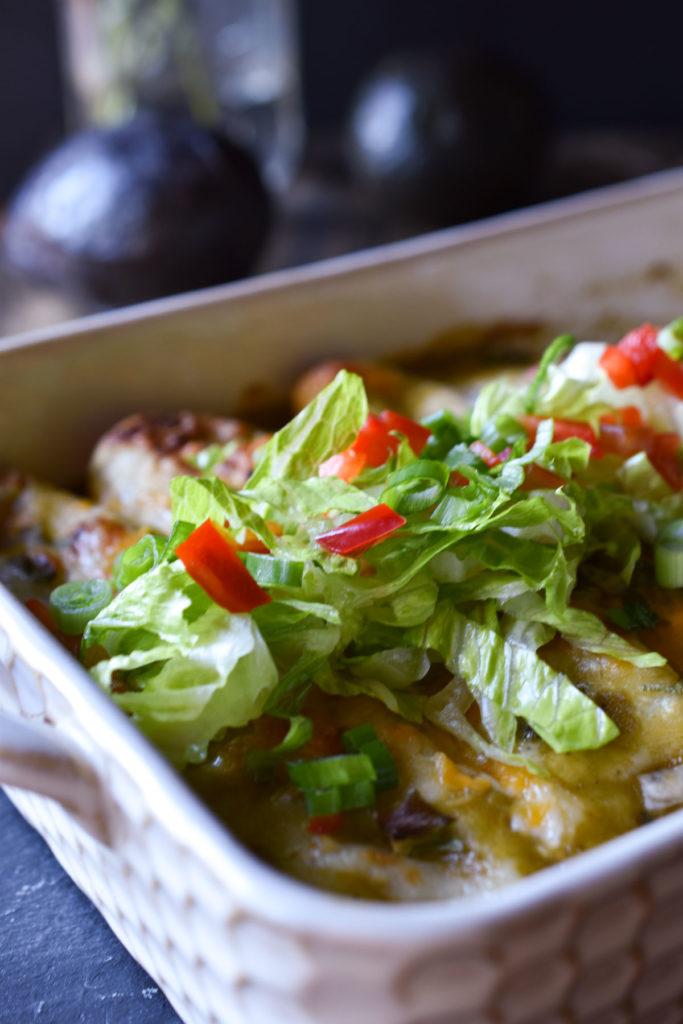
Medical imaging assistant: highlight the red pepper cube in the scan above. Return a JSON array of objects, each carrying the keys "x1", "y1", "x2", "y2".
[
  {"x1": 599, "y1": 345, "x2": 639, "y2": 389},
  {"x1": 378, "y1": 410, "x2": 432, "y2": 456},
  {"x1": 616, "y1": 323, "x2": 660, "y2": 386},
  {"x1": 648, "y1": 432, "x2": 683, "y2": 491},
  {"x1": 175, "y1": 519, "x2": 271, "y2": 613},
  {"x1": 307, "y1": 812, "x2": 344, "y2": 835},
  {"x1": 469, "y1": 439, "x2": 503, "y2": 468},
  {"x1": 653, "y1": 348, "x2": 683, "y2": 400},
  {"x1": 316, "y1": 504, "x2": 406, "y2": 556},
  {"x1": 318, "y1": 447, "x2": 367, "y2": 482}
]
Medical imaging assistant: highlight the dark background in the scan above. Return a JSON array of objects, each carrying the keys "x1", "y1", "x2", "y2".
[{"x1": 2, "y1": 0, "x2": 683, "y2": 200}]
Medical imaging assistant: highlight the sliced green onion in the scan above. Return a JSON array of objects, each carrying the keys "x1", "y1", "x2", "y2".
[
  {"x1": 241, "y1": 553, "x2": 304, "y2": 588},
  {"x1": 49, "y1": 579, "x2": 113, "y2": 635},
  {"x1": 162, "y1": 520, "x2": 195, "y2": 563},
  {"x1": 342, "y1": 725, "x2": 398, "y2": 791},
  {"x1": 302, "y1": 778, "x2": 377, "y2": 817},
  {"x1": 304, "y1": 788, "x2": 342, "y2": 817},
  {"x1": 246, "y1": 715, "x2": 313, "y2": 777},
  {"x1": 342, "y1": 724, "x2": 378, "y2": 751},
  {"x1": 287, "y1": 753, "x2": 375, "y2": 790},
  {"x1": 338, "y1": 779, "x2": 377, "y2": 810},
  {"x1": 358, "y1": 738, "x2": 399, "y2": 790},
  {"x1": 654, "y1": 519, "x2": 683, "y2": 588},
  {"x1": 113, "y1": 534, "x2": 166, "y2": 590},
  {"x1": 524, "y1": 334, "x2": 575, "y2": 412},
  {"x1": 382, "y1": 460, "x2": 450, "y2": 515}
]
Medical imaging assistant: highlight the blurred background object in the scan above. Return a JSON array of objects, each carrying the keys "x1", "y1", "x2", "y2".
[
  {"x1": 58, "y1": 0, "x2": 304, "y2": 193},
  {"x1": 346, "y1": 50, "x2": 548, "y2": 230},
  {"x1": 3, "y1": 110, "x2": 272, "y2": 305}
]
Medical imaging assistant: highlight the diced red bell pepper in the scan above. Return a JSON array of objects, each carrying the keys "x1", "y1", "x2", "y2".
[
  {"x1": 318, "y1": 410, "x2": 432, "y2": 483},
  {"x1": 449, "y1": 471, "x2": 470, "y2": 487},
  {"x1": 599, "y1": 345, "x2": 639, "y2": 389},
  {"x1": 616, "y1": 323, "x2": 660, "y2": 386},
  {"x1": 519, "y1": 464, "x2": 567, "y2": 491},
  {"x1": 618, "y1": 406, "x2": 644, "y2": 427},
  {"x1": 175, "y1": 519, "x2": 271, "y2": 613},
  {"x1": 318, "y1": 447, "x2": 367, "y2": 483},
  {"x1": 316, "y1": 504, "x2": 406, "y2": 556},
  {"x1": 653, "y1": 348, "x2": 683, "y2": 399},
  {"x1": 648, "y1": 432, "x2": 683, "y2": 491},
  {"x1": 520, "y1": 414, "x2": 603, "y2": 456},
  {"x1": 353, "y1": 413, "x2": 401, "y2": 465},
  {"x1": 598, "y1": 421, "x2": 655, "y2": 459},
  {"x1": 307, "y1": 812, "x2": 344, "y2": 835},
  {"x1": 378, "y1": 410, "x2": 431, "y2": 456},
  {"x1": 469, "y1": 440, "x2": 504, "y2": 468}
]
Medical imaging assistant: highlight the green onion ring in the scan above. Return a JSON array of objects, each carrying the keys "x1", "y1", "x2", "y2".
[
  {"x1": 381, "y1": 459, "x2": 450, "y2": 515},
  {"x1": 287, "y1": 752, "x2": 375, "y2": 790},
  {"x1": 49, "y1": 579, "x2": 114, "y2": 635},
  {"x1": 241, "y1": 553, "x2": 305, "y2": 588},
  {"x1": 113, "y1": 534, "x2": 166, "y2": 590}
]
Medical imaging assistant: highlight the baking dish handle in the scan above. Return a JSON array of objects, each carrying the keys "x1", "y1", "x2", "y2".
[{"x1": 0, "y1": 710, "x2": 112, "y2": 844}]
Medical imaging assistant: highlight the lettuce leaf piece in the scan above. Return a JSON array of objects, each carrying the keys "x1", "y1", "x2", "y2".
[
  {"x1": 317, "y1": 661, "x2": 426, "y2": 722},
  {"x1": 252, "y1": 598, "x2": 342, "y2": 669},
  {"x1": 170, "y1": 476, "x2": 275, "y2": 547},
  {"x1": 244, "y1": 476, "x2": 375, "y2": 520},
  {"x1": 346, "y1": 647, "x2": 430, "y2": 689},
  {"x1": 364, "y1": 574, "x2": 439, "y2": 627},
  {"x1": 524, "y1": 333, "x2": 575, "y2": 412},
  {"x1": 423, "y1": 673, "x2": 546, "y2": 773},
  {"x1": 412, "y1": 602, "x2": 619, "y2": 752},
  {"x1": 533, "y1": 364, "x2": 611, "y2": 429},
  {"x1": 85, "y1": 561, "x2": 278, "y2": 766},
  {"x1": 469, "y1": 378, "x2": 524, "y2": 438},
  {"x1": 576, "y1": 486, "x2": 642, "y2": 587},
  {"x1": 537, "y1": 437, "x2": 592, "y2": 479},
  {"x1": 453, "y1": 529, "x2": 576, "y2": 615},
  {"x1": 249, "y1": 370, "x2": 367, "y2": 487},
  {"x1": 501, "y1": 592, "x2": 666, "y2": 667}
]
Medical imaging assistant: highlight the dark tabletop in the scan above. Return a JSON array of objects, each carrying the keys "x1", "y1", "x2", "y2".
[{"x1": 0, "y1": 791, "x2": 180, "y2": 1024}]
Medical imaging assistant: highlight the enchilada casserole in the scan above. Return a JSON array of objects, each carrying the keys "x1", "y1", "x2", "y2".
[{"x1": 2, "y1": 321, "x2": 683, "y2": 901}]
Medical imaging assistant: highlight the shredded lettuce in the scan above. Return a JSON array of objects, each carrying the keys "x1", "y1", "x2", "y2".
[
  {"x1": 82, "y1": 336, "x2": 683, "y2": 772},
  {"x1": 248, "y1": 369, "x2": 367, "y2": 487},
  {"x1": 170, "y1": 476, "x2": 275, "y2": 546},
  {"x1": 414, "y1": 602, "x2": 619, "y2": 753},
  {"x1": 84, "y1": 561, "x2": 278, "y2": 765}
]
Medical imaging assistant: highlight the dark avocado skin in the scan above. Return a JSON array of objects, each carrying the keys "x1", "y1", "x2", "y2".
[
  {"x1": 346, "y1": 52, "x2": 548, "y2": 226},
  {"x1": 3, "y1": 111, "x2": 272, "y2": 306}
]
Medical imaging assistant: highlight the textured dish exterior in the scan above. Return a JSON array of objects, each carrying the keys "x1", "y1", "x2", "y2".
[{"x1": 3, "y1": 171, "x2": 683, "y2": 1023}]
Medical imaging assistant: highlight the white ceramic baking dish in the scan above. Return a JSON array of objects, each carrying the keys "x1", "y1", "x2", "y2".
[{"x1": 3, "y1": 170, "x2": 683, "y2": 1024}]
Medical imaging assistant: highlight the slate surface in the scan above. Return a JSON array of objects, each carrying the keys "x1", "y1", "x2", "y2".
[{"x1": 0, "y1": 790, "x2": 180, "y2": 1024}]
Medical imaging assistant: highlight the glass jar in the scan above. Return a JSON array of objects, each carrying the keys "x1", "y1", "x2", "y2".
[{"x1": 58, "y1": 0, "x2": 304, "y2": 192}]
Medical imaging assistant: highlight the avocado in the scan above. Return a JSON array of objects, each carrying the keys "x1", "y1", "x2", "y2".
[
  {"x1": 3, "y1": 111, "x2": 272, "y2": 306},
  {"x1": 346, "y1": 51, "x2": 548, "y2": 226}
]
